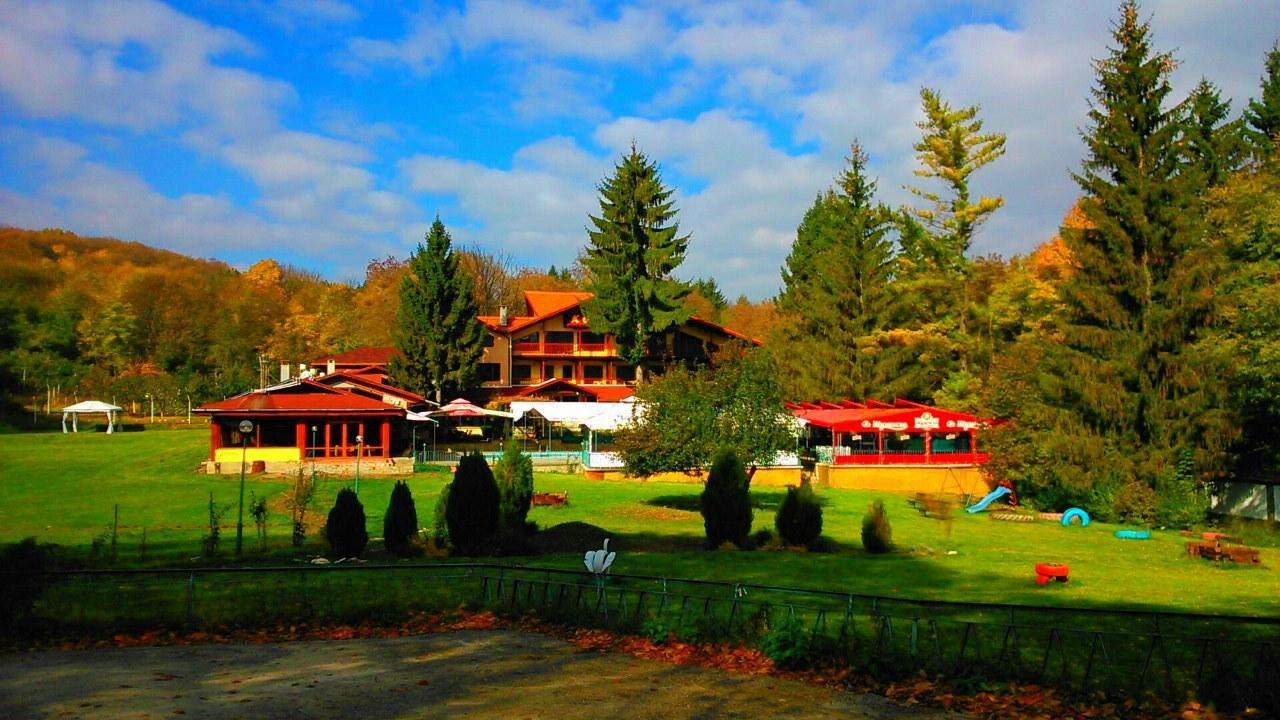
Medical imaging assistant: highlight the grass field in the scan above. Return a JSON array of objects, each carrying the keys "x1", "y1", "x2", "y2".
[{"x1": 1, "y1": 427, "x2": 1276, "y2": 617}]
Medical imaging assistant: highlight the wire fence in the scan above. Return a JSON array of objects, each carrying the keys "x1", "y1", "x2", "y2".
[{"x1": 17, "y1": 563, "x2": 1280, "y2": 714}]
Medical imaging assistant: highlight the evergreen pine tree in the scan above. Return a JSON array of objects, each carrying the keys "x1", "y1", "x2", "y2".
[
  {"x1": 1244, "y1": 41, "x2": 1280, "y2": 157},
  {"x1": 1052, "y1": 1, "x2": 1234, "y2": 512},
  {"x1": 776, "y1": 144, "x2": 897, "y2": 399},
  {"x1": 1184, "y1": 79, "x2": 1244, "y2": 189},
  {"x1": 582, "y1": 145, "x2": 691, "y2": 369},
  {"x1": 390, "y1": 218, "x2": 485, "y2": 403}
]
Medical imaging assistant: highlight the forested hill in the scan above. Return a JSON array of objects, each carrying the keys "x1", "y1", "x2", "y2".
[{"x1": 0, "y1": 225, "x2": 593, "y2": 418}]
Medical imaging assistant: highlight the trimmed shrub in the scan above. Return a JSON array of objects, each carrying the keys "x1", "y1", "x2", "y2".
[
  {"x1": 383, "y1": 480, "x2": 419, "y2": 555},
  {"x1": 432, "y1": 481, "x2": 451, "y2": 547},
  {"x1": 494, "y1": 438, "x2": 534, "y2": 532},
  {"x1": 700, "y1": 448, "x2": 753, "y2": 549},
  {"x1": 775, "y1": 483, "x2": 823, "y2": 547},
  {"x1": 445, "y1": 451, "x2": 500, "y2": 553},
  {"x1": 325, "y1": 488, "x2": 369, "y2": 558},
  {"x1": 861, "y1": 499, "x2": 893, "y2": 554}
]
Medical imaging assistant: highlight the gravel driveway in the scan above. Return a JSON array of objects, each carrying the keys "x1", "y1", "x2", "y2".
[{"x1": 0, "y1": 629, "x2": 957, "y2": 719}]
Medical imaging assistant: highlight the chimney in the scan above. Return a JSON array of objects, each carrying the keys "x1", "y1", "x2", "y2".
[
  {"x1": 499, "y1": 306, "x2": 509, "y2": 326},
  {"x1": 326, "y1": 358, "x2": 336, "y2": 375},
  {"x1": 279, "y1": 363, "x2": 291, "y2": 382}
]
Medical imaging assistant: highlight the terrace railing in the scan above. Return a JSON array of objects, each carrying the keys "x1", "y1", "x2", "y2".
[{"x1": 16, "y1": 564, "x2": 1279, "y2": 714}]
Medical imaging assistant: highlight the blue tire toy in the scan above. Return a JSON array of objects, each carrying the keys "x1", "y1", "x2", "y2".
[
  {"x1": 1061, "y1": 508, "x2": 1090, "y2": 527},
  {"x1": 1114, "y1": 529, "x2": 1150, "y2": 540}
]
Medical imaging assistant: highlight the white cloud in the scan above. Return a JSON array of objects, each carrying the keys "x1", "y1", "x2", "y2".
[{"x1": 511, "y1": 65, "x2": 611, "y2": 123}]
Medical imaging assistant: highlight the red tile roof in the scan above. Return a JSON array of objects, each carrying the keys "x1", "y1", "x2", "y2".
[
  {"x1": 313, "y1": 371, "x2": 427, "y2": 405},
  {"x1": 196, "y1": 379, "x2": 402, "y2": 414},
  {"x1": 511, "y1": 378, "x2": 635, "y2": 402},
  {"x1": 310, "y1": 346, "x2": 397, "y2": 367},
  {"x1": 524, "y1": 290, "x2": 593, "y2": 317}
]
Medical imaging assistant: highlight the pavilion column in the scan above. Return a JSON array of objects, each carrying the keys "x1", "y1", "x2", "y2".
[
  {"x1": 324, "y1": 423, "x2": 332, "y2": 458},
  {"x1": 341, "y1": 422, "x2": 348, "y2": 457},
  {"x1": 296, "y1": 422, "x2": 306, "y2": 458},
  {"x1": 924, "y1": 432, "x2": 932, "y2": 463},
  {"x1": 358, "y1": 422, "x2": 365, "y2": 457},
  {"x1": 877, "y1": 431, "x2": 884, "y2": 465},
  {"x1": 381, "y1": 419, "x2": 391, "y2": 458},
  {"x1": 972, "y1": 430, "x2": 979, "y2": 460},
  {"x1": 210, "y1": 422, "x2": 221, "y2": 462}
]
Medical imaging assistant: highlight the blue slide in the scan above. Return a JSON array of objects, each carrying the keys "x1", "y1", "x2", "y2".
[{"x1": 966, "y1": 485, "x2": 1011, "y2": 514}]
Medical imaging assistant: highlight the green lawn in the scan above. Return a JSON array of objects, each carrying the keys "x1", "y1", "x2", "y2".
[{"x1": 0, "y1": 428, "x2": 1276, "y2": 616}]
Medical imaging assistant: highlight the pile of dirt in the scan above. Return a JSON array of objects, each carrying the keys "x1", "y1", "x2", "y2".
[{"x1": 531, "y1": 521, "x2": 612, "y2": 554}]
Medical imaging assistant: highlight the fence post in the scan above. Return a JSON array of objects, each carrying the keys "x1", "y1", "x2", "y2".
[
  {"x1": 111, "y1": 504, "x2": 118, "y2": 563},
  {"x1": 184, "y1": 571, "x2": 195, "y2": 629}
]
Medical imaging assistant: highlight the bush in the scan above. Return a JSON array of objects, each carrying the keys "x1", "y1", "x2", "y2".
[
  {"x1": 445, "y1": 452, "x2": 500, "y2": 553},
  {"x1": 1113, "y1": 480, "x2": 1158, "y2": 524},
  {"x1": 494, "y1": 438, "x2": 534, "y2": 532},
  {"x1": 0, "y1": 538, "x2": 57, "y2": 629},
  {"x1": 861, "y1": 499, "x2": 892, "y2": 554},
  {"x1": 775, "y1": 483, "x2": 823, "y2": 547},
  {"x1": 760, "y1": 614, "x2": 813, "y2": 670},
  {"x1": 383, "y1": 480, "x2": 419, "y2": 555},
  {"x1": 325, "y1": 488, "x2": 369, "y2": 558},
  {"x1": 433, "y1": 481, "x2": 451, "y2": 547},
  {"x1": 700, "y1": 448, "x2": 753, "y2": 549}
]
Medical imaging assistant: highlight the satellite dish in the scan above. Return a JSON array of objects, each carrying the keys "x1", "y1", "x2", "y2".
[{"x1": 238, "y1": 420, "x2": 254, "y2": 434}]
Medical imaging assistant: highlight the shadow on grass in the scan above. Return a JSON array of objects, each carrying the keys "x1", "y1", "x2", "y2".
[{"x1": 644, "y1": 490, "x2": 828, "y2": 514}]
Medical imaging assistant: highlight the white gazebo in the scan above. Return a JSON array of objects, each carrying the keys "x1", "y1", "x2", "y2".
[{"x1": 61, "y1": 400, "x2": 123, "y2": 434}]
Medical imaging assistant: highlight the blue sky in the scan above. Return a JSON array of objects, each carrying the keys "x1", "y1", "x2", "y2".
[{"x1": 0, "y1": 1, "x2": 1276, "y2": 299}]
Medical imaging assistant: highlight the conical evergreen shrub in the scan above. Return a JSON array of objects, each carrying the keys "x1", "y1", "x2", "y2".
[
  {"x1": 445, "y1": 451, "x2": 499, "y2": 553},
  {"x1": 383, "y1": 480, "x2": 419, "y2": 555},
  {"x1": 495, "y1": 438, "x2": 534, "y2": 532},
  {"x1": 325, "y1": 488, "x2": 368, "y2": 558},
  {"x1": 699, "y1": 448, "x2": 752, "y2": 548},
  {"x1": 775, "y1": 483, "x2": 823, "y2": 547}
]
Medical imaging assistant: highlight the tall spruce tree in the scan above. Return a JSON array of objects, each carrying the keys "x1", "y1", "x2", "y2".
[
  {"x1": 390, "y1": 218, "x2": 485, "y2": 403},
  {"x1": 582, "y1": 145, "x2": 690, "y2": 369},
  {"x1": 1051, "y1": 1, "x2": 1234, "y2": 518},
  {"x1": 776, "y1": 144, "x2": 896, "y2": 399},
  {"x1": 1244, "y1": 41, "x2": 1280, "y2": 157}
]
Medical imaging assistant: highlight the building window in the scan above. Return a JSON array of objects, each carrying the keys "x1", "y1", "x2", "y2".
[
  {"x1": 615, "y1": 364, "x2": 636, "y2": 382},
  {"x1": 583, "y1": 364, "x2": 604, "y2": 382},
  {"x1": 514, "y1": 364, "x2": 534, "y2": 383},
  {"x1": 478, "y1": 363, "x2": 501, "y2": 382},
  {"x1": 515, "y1": 332, "x2": 539, "y2": 349},
  {"x1": 580, "y1": 331, "x2": 606, "y2": 350},
  {"x1": 562, "y1": 364, "x2": 574, "y2": 379},
  {"x1": 483, "y1": 333, "x2": 495, "y2": 347}
]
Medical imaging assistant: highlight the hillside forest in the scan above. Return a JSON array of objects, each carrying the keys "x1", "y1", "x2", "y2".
[{"x1": 2, "y1": 3, "x2": 1279, "y2": 525}]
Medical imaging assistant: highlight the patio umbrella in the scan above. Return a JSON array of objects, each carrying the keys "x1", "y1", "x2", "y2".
[{"x1": 431, "y1": 398, "x2": 515, "y2": 419}]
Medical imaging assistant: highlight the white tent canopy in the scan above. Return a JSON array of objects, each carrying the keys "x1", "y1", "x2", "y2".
[
  {"x1": 509, "y1": 401, "x2": 637, "y2": 432},
  {"x1": 61, "y1": 400, "x2": 123, "y2": 434}
]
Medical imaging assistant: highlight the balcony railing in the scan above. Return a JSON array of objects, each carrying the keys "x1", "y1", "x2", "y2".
[
  {"x1": 577, "y1": 342, "x2": 608, "y2": 352},
  {"x1": 832, "y1": 451, "x2": 990, "y2": 466},
  {"x1": 542, "y1": 342, "x2": 575, "y2": 354},
  {"x1": 514, "y1": 342, "x2": 540, "y2": 353}
]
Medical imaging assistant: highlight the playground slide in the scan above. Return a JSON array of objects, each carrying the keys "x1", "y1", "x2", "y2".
[{"x1": 966, "y1": 485, "x2": 1011, "y2": 514}]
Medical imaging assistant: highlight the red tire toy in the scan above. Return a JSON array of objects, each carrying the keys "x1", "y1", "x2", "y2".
[{"x1": 1034, "y1": 562, "x2": 1070, "y2": 585}]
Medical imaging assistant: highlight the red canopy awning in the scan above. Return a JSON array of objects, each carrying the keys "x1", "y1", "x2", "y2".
[{"x1": 791, "y1": 398, "x2": 983, "y2": 433}]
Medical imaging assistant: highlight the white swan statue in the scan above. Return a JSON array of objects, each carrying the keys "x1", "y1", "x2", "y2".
[{"x1": 584, "y1": 538, "x2": 616, "y2": 575}]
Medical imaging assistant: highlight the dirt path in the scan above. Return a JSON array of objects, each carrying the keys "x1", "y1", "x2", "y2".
[{"x1": 0, "y1": 630, "x2": 958, "y2": 719}]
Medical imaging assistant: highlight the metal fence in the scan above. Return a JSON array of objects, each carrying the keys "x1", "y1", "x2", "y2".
[{"x1": 19, "y1": 563, "x2": 1280, "y2": 714}]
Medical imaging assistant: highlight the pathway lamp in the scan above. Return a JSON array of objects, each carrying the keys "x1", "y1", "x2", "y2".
[
  {"x1": 236, "y1": 419, "x2": 254, "y2": 556},
  {"x1": 310, "y1": 425, "x2": 318, "y2": 478},
  {"x1": 354, "y1": 434, "x2": 363, "y2": 495}
]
